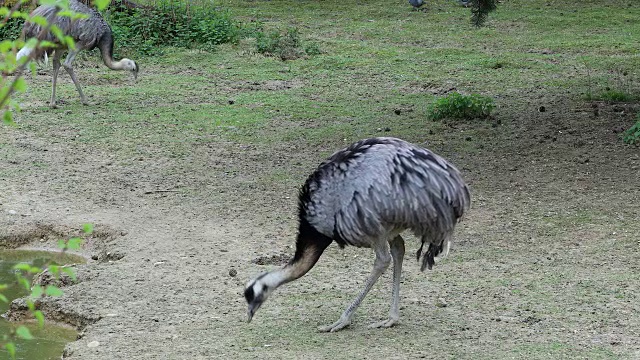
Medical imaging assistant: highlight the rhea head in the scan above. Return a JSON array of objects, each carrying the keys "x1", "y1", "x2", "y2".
[
  {"x1": 244, "y1": 273, "x2": 276, "y2": 322},
  {"x1": 121, "y1": 58, "x2": 139, "y2": 80}
]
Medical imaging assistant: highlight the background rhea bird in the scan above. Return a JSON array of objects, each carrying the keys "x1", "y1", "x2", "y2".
[
  {"x1": 245, "y1": 137, "x2": 470, "y2": 332},
  {"x1": 16, "y1": 0, "x2": 139, "y2": 108},
  {"x1": 408, "y1": 0, "x2": 425, "y2": 11}
]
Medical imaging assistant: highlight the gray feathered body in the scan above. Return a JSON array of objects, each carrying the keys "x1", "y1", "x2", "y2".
[
  {"x1": 297, "y1": 137, "x2": 470, "y2": 270},
  {"x1": 22, "y1": 0, "x2": 113, "y2": 58},
  {"x1": 409, "y1": 0, "x2": 425, "y2": 9}
]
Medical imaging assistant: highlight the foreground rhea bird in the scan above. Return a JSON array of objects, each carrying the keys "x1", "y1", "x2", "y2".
[
  {"x1": 17, "y1": 0, "x2": 138, "y2": 107},
  {"x1": 245, "y1": 137, "x2": 470, "y2": 332}
]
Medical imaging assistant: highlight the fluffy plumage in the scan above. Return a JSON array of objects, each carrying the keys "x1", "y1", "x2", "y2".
[
  {"x1": 245, "y1": 137, "x2": 470, "y2": 332},
  {"x1": 408, "y1": 0, "x2": 425, "y2": 10},
  {"x1": 17, "y1": 0, "x2": 138, "y2": 107}
]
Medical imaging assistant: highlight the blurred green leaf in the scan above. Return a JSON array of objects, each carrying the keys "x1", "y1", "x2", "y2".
[
  {"x1": 3, "y1": 111, "x2": 13, "y2": 125},
  {"x1": 4, "y1": 342, "x2": 16, "y2": 359},
  {"x1": 40, "y1": 0, "x2": 69, "y2": 7},
  {"x1": 34, "y1": 310, "x2": 45, "y2": 328},
  {"x1": 0, "y1": 293, "x2": 8, "y2": 303},
  {"x1": 0, "y1": 40, "x2": 12, "y2": 53},
  {"x1": 83, "y1": 223, "x2": 94, "y2": 234},
  {"x1": 29, "y1": 15, "x2": 48, "y2": 27},
  {"x1": 95, "y1": 0, "x2": 110, "y2": 11},
  {"x1": 14, "y1": 77, "x2": 26, "y2": 92},
  {"x1": 17, "y1": 277, "x2": 30, "y2": 291},
  {"x1": 61, "y1": 267, "x2": 77, "y2": 281},
  {"x1": 64, "y1": 35, "x2": 76, "y2": 50},
  {"x1": 15, "y1": 326, "x2": 34, "y2": 340},
  {"x1": 26, "y1": 299, "x2": 35, "y2": 311},
  {"x1": 31, "y1": 284, "x2": 43, "y2": 299},
  {"x1": 58, "y1": 239, "x2": 67, "y2": 249},
  {"x1": 45, "y1": 285, "x2": 63, "y2": 297},
  {"x1": 50, "y1": 25, "x2": 64, "y2": 42},
  {"x1": 67, "y1": 237, "x2": 83, "y2": 250},
  {"x1": 49, "y1": 264, "x2": 60, "y2": 278},
  {"x1": 13, "y1": 263, "x2": 31, "y2": 272}
]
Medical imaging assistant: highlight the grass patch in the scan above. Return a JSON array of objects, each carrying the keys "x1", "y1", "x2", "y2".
[
  {"x1": 255, "y1": 27, "x2": 321, "y2": 61},
  {"x1": 426, "y1": 92, "x2": 495, "y2": 121},
  {"x1": 623, "y1": 114, "x2": 640, "y2": 145}
]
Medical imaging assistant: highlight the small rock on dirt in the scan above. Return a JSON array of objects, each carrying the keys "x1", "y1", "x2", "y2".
[
  {"x1": 612, "y1": 126, "x2": 626, "y2": 134},
  {"x1": 229, "y1": 269, "x2": 237, "y2": 277},
  {"x1": 87, "y1": 341, "x2": 100, "y2": 348},
  {"x1": 538, "y1": 106, "x2": 546, "y2": 112}
]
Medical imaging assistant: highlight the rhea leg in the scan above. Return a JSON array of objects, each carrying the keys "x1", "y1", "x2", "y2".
[
  {"x1": 50, "y1": 52, "x2": 63, "y2": 108},
  {"x1": 318, "y1": 241, "x2": 391, "y2": 333},
  {"x1": 369, "y1": 235, "x2": 405, "y2": 328},
  {"x1": 62, "y1": 50, "x2": 88, "y2": 105}
]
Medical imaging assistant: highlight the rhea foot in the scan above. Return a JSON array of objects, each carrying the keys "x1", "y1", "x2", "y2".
[
  {"x1": 318, "y1": 318, "x2": 351, "y2": 332},
  {"x1": 368, "y1": 317, "x2": 399, "y2": 329}
]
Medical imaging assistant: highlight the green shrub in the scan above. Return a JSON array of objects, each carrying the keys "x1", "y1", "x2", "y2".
[
  {"x1": 255, "y1": 27, "x2": 320, "y2": 61},
  {"x1": 105, "y1": 0, "x2": 239, "y2": 55},
  {"x1": 0, "y1": 17, "x2": 24, "y2": 42},
  {"x1": 426, "y1": 92, "x2": 495, "y2": 121},
  {"x1": 623, "y1": 115, "x2": 640, "y2": 145}
]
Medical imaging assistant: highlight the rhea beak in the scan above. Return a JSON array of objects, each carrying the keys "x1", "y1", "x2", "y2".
[{"x1": 247, "y1": 302, "x2": 260, "y2": 323}]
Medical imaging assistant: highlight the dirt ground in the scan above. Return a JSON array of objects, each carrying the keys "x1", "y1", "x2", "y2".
[
  {"x1": 2, "y1": 94, "x2": 639, "y2": 359},
  {"x1": 2, "y1": 1, "x2": 640, "y2": 359}
]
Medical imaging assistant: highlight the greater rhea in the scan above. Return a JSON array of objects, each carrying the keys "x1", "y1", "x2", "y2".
[
  {"x1": 245, "y1": 137, "x2": 470, "y2": 332},
  {"x1": 409, "y1": 0, "x2": 425, "y2": 10},
  {"x1": 17, "y1": 0, "x2": 138, "y2": 108}
]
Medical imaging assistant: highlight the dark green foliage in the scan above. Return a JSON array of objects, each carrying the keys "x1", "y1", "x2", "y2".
[
  {"x1": 623, "y1": 115, "x2": 640, "y2": 145},
  {"x1": 0, "y1": 17, "x2": 24, "y2": 41},
  {"x1": 255, "y1": 27, "x2": 321, "y2": 61},
  {"x1": 427, "y1": 92, "x2": 495, "y2": 121},
  {"x1": 470, "y1": 0, "x2": 497, "y2": 27},
  {"x1": 105, "y1": 1, "x2": 239, "y2": 55}
]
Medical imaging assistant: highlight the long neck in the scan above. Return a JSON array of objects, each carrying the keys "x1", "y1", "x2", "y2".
[
  {"x1": 98, "y1": 33, "x2": 126, "y2": 70},
  {"x1": 263, "y1": 219, "x2": 333, "y2": 289}
]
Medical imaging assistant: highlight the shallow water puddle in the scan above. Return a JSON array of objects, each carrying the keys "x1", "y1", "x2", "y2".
[{"x1": 0, "y1": 250, "x2": 85, "y2": 360}]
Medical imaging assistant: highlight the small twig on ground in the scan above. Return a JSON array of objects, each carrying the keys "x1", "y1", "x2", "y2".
[{"x1": 143, "y1": 189, "x2": 180, "y2": 194}]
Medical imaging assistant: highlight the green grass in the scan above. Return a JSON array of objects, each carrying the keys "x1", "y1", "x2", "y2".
[{"x1": 426, "y1": 92, "x2": 495, "y2": 121}]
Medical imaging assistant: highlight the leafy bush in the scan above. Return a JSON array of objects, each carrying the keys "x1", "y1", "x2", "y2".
[
  {"x1": 623, "y1": 115, "x2": 640, "y2": 145},
  {"x1": 426, "y1": 92, "x2": 495, "y2": 121},
  {"x1": 0, "y1": 17, "x2": 24, "y2": 42},
  {"x1": 105, "y1": 0, "x2": 240, "y2": 55},
  {"x1": 255, "y1": 27, "x2": 320, "y2": 61}
]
